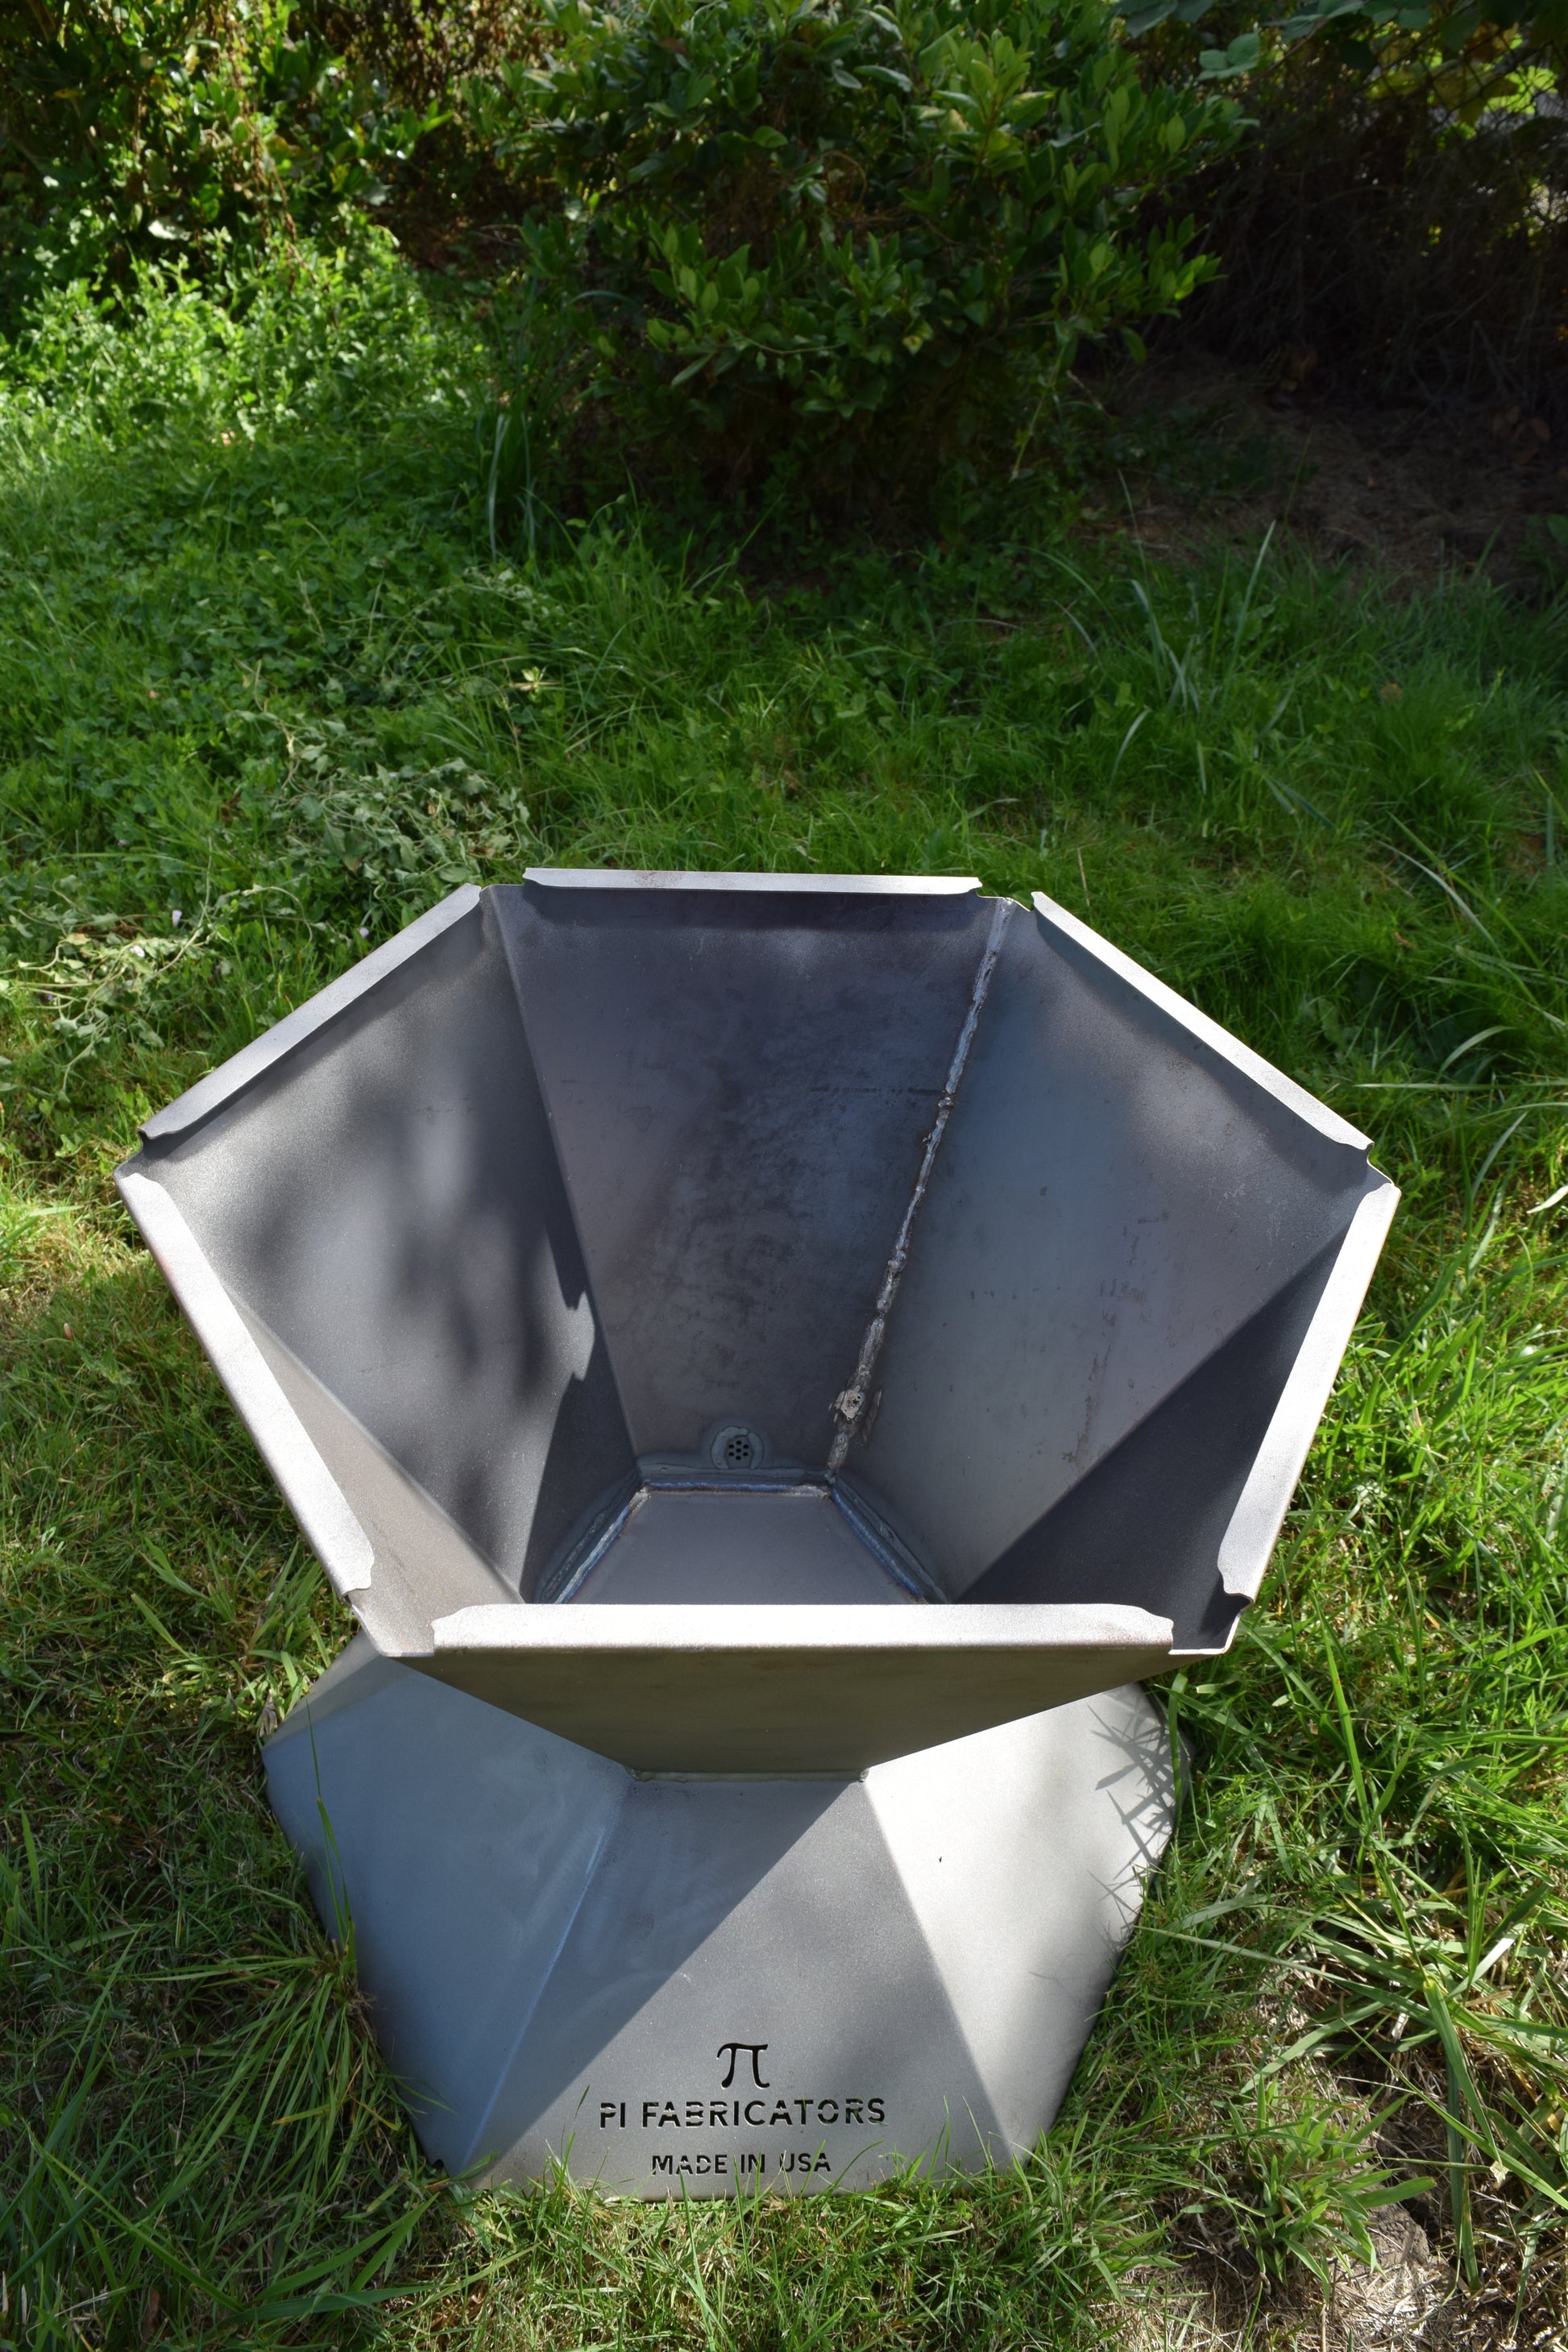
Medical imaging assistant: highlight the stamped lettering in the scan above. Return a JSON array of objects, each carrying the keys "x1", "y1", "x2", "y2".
[{"x1": 591, "y1": 2036, "x2": 887, "y2": 2167}]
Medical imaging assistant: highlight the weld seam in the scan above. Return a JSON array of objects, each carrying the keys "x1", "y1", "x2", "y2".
[{"x1": 828, "y1": 898, "x2": 1011, "y2": 1472}]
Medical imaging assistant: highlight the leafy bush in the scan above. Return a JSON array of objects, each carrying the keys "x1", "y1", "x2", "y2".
[
  {"x1": 469, "y1": 0, "x2": 1245, "y2": 507},
  {"x1": 1126, "y1": 0, "x2": 1568, "y2": 408},
  {"x1": 0, "y1": 219, "x2": 471, "y2": 450},
  {"x1": 0, "y1": 0, "x2": 438, "y2": 318}
]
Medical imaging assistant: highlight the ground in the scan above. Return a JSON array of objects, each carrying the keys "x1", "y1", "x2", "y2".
[
  {"x1": 1109, "y1": 347, "x2": 1568, "y2": 590},
  {"x1": 2, "y1": 248, "x2": 1567, "y2": 2350}
]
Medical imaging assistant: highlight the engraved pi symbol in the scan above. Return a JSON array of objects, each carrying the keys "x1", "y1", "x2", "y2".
[{"x1": 716, "y1": 2041, "x2": 770, "y2": 2089}]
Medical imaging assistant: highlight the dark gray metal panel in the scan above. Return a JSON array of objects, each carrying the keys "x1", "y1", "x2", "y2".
[
  {"x1": 492, "y1": 881, "x2": 996, "y2": 1467},
  {"x1": 265, "y1": 1656, "x2": 1173, "y2": 2196},
  {"x1": 960, "y1": 1238, "x2": 1343, "y2": 1642},
  {"x1": 138, "y1": 894, "x2": 635, "y2": 1596},
  {"x1": 566, "y1": 1488, "x2": 916, "y2": 1607},
  {"x1": 238, "y1": 1304, "x2": 516, "y2": 1649},
  {"x1": 264, "y1": 1641, "x2": 630, "y2": 2175},
  {"x1": 853, "y1": 904, "x2": 1374, "y2": 1598}
]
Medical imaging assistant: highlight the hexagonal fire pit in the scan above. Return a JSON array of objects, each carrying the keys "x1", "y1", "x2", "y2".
[{"x1": 117, "y1": 873, "x2": 1396, "y2": 2195}]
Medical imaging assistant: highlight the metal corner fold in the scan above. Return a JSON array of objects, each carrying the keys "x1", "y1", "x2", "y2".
[
  {"x1": 137, "y1": 884, "x2": 483, "y2": 1146},
  {"x1": 114, "y1": 1166, "x2": 375, "y2": 1598},
  {"x1": 1030, "y1": 890, "x2": 1374, "y2": 1155},
  {"x1": 522, "y1": 869, "x2": 981, "y2": 895},
  {"x1": 1215, "y1": 1175, "x2": 1401, "y2": 1607}
]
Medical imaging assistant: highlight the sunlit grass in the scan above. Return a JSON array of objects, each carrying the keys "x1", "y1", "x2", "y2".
[{"x1": 3, "y1": 244, "x2": 1568, "y2": 2347}]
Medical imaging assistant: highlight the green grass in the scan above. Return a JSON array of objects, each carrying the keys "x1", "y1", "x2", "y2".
[{"x1": 3, "y1": 234, "x2": 1568, "y2": 2349}]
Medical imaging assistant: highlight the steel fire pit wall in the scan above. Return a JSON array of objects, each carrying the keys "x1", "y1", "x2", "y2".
[
  {"x1": 116, "y1": 870, "x2": 1396, "y2": 1772},
  {"x1": 114, "y1": 872, "x2": 1397, "y2": 2195}
]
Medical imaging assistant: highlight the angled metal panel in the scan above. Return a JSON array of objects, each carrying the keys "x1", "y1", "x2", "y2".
[
  {"x1": 266, "y1": 1658, "x2": 1173, "y2": 2196},
  {"x1": 116, "y1": 1168, "x2": 375, "y2": 1601},
  {"x1": 411, "y1": 1599, "x2": 1175, "y2": 1773},
  {"x1": 494, "y1": 877, "x2": 999, "y2": 1466},
  {"x1": 238, "y1": 1304, "x2": 517, "y2": 1649},
  {"x1": 1030, "y1": 890, "x2": 1371, "y2": 1151},
  {"x1": 851, "y1": 898, "x2": 1385, "y2": 1615},
  {"x1": 266, "y1": 1639, "x2": 629, "y2": 2173},
  {"x1": 865, "y1": 1683, "x2": 1175, "y2": 2151},
  {"x1": 141, "y1": 886, "x2": 483, "y2": 1145},
  {"x1": 1213, "y1": 1174, "x2": 1398, "y2": 1607},
  {"x1": 126, "y1": 891, "x2": 635, "y2": 1599},
  {"x1": 958, "y1": 1238, "x2": 1345, "y2": 1646}
]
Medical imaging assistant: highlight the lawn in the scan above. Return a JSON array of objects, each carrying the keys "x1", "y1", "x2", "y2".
[{"x1": 4, "y1": 235, "x2": 1568, "y2": 2350}]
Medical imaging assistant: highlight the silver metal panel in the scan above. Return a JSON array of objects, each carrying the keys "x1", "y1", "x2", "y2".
[
  {"x1": 1213, "y1": 1177, "x2": 1400, "y2": 1607},
  {"x1": 565, "y1": 1487, "x2": 917, "y2": 1607},
  {"x1": 115, "y1": 1168, "x2": 375, "y2": 1603},
  {"x1": 122, "y1": 892, "x2": 634, "y2": 1599},
  {"x1": 956, "y1": 1237, "x2": 1349, "y2": 1649},
  {"x1": 266, "y1": 1655, "x2": 1173, "y2": 2195},
  {"x1": 266, "y1": 1637, "x2": 629, "y2": 2172},
  {"x1": 863, "y1": 1684, "x2": 1175, "y2": 2151},
  {"x1": 140, "y1": 886, "x2": 483, "y2": 1144},
  {"x1": 495, "y1": 880, "x2": 1000, "y2": 1467},
  {"x1": 524, "y1": 869, "x2": 981, "y2": 895},
  {"x1": 1031, "y1": 892, "x2": 1371, "y2": 1151},
  {"x1": 238, "y1": 1304, "x2": 515, "y2": 1650},
  {"x1": 480, "y1": 1770, "x2": 998, "y2": 2188},
  {"x1": 412, "y1": 1600, "x2": 1175, "y2": 1773},
  {"x1": 852, "y1": 898, "x2": 1387, "y2": 1622}
]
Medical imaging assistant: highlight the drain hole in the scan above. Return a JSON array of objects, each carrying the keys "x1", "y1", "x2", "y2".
[{"x1": 710, "y1": 1424, "x2": 766, "y2": 1474}]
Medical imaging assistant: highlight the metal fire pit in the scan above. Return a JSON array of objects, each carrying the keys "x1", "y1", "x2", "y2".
[{"x1": 117, "y1": 872, "x2": 1396, "y2": 2196}]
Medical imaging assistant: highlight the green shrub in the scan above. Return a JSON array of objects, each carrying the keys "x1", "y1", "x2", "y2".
[
  {"x1": 0, "y1": 0, "x2": 438, "y2": 319},
  {"x1": 1126, "y1": 0, "x2": 1568, "y2": 407},
  {"x1": 469, "y1": 0, "x2": 1245, "y2": 508}
]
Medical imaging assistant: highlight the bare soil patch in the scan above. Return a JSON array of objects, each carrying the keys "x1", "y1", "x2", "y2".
[{"x1": 1099, "y1": 348, "x2": 1568, "y2": 587}]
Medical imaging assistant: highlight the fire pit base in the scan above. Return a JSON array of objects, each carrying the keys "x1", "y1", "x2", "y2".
[{"x1": 266, "y1": 1641, "x2": 1176, "y2": 2196}]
